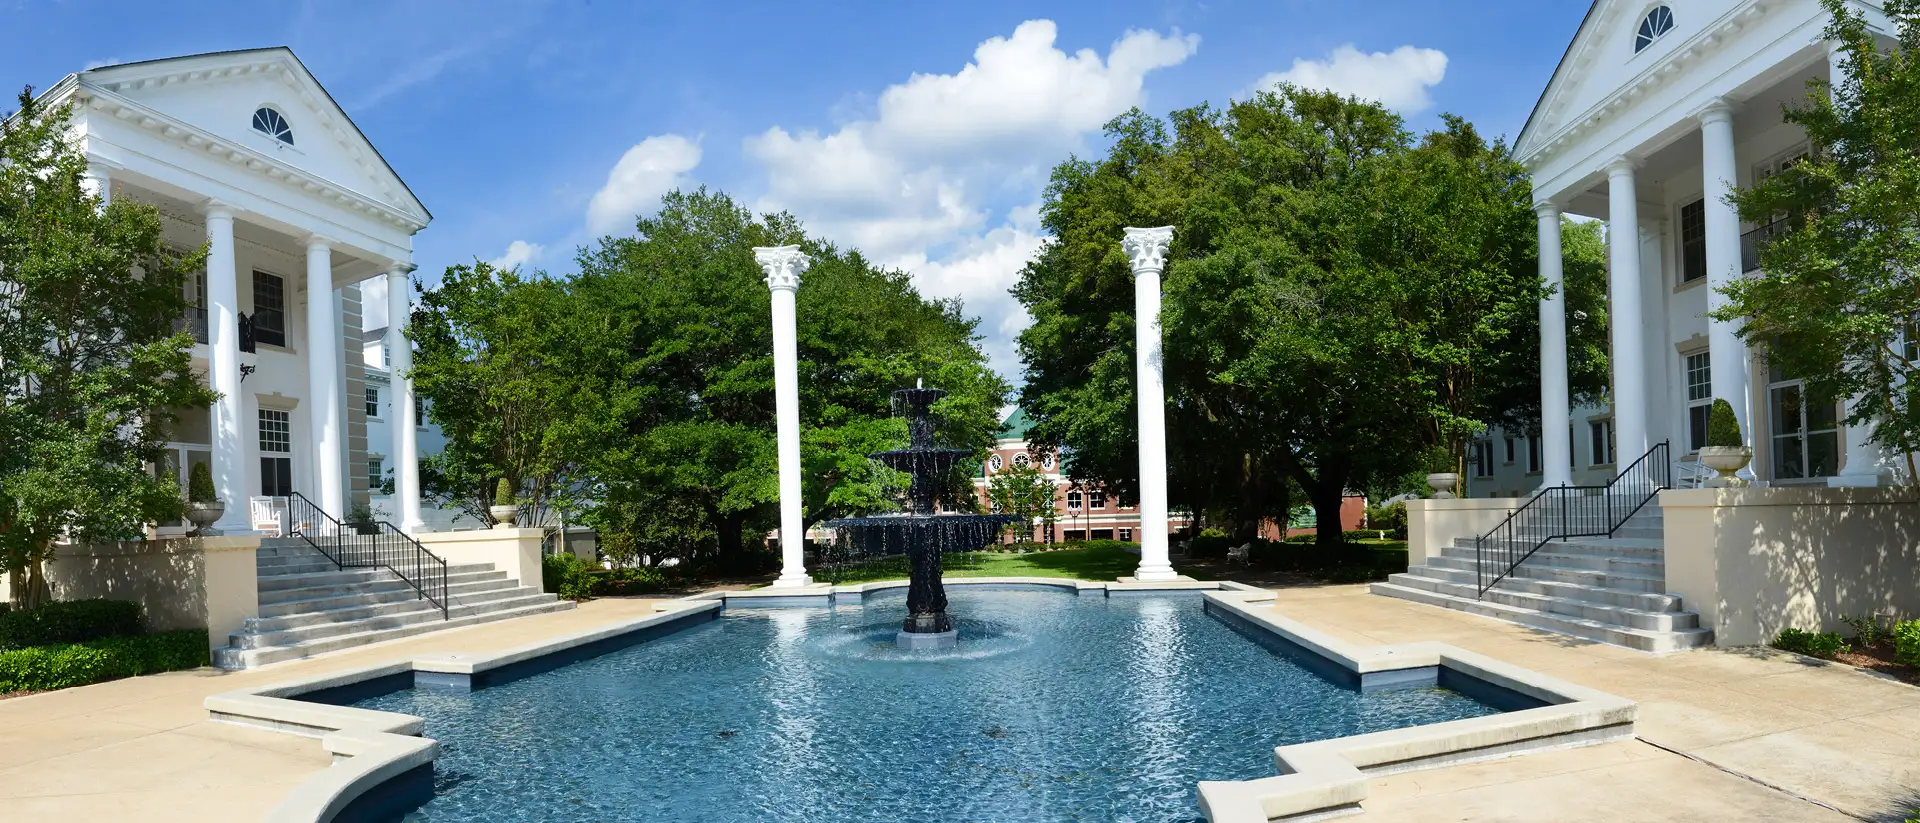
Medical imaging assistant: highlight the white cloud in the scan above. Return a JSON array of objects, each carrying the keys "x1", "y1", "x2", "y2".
[
  {"x1": 586, "y1": 134, "x2": 702, "y2": 236},
  {"x1": 744, "y1": 21, "x2": 1195, "y2": 379},
  {"x1": 1249, "y1": 45, "x2": 1448, "y2": 112},
  {"x1": 489, "y1": 240, "x2": 544, "y2": 271}
]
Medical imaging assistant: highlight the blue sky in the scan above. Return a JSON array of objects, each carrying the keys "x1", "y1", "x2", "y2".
[{"x1": 8, "y1": 0, "x2": 1591, "y2": 377}]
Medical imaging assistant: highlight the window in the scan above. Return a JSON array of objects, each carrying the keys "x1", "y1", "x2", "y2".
[
  {"x1": 252, "y1": 107, "x2": 294, "y2": 145},
  {"x1": 259, "y1": 409, "x2": 293, "y2": 497},
  {"x1": 1120, "y1": 528, "x2": 1133, "y2": 541},
  {"x1": 1635, "y1": 5, "x2": 1674, "y2": 53},
  {"x1": 1503, "y1": 437, "x2": 1516, "y2": 464},
  {"x1": 1769, "y1": 362, "x2": 1839, "y2": 479},
  {"x1": 415, "y1": 396, "x2": 425, "y2": 425},
  {"x1": 1012, "y1": 453, "x2": 1031, "y2": 469},
  {"x1": 1042, "y1": 454, "x2": 1055, "y2": 470},
  {"x1": 368, "y1": 457, "x2": 384, "y2": 489},
  {"x1": 988, "y1": 454, "x2": 1003, "y2": 472},
  {"x1": 1471, "y1": 440, "x2": 1494, "y2": 478},
  {"x1": 1685, "y1": 352, "x2": 1712, "y2": 451},
  {"x1": 1066, "y1": 490, "x2": 1082, "y2": 511},
  {"x1": 1090, "y1": 528, "x2": 1114, "y2": 540},
  {"x1": 365, "y1": 387, "x2": 381, "y2": 418},
  {"x1": 252, "y1": 271, "x2": 287, "y2": 347},
  {"x1": 1089, "y1": 489, "x2": 1106, "y2": 510},
  {"x1": 383, "y1": 343, "x2": 390, "y2": 368},
  {"x1": 1680, "y1": 199, "x2": 1707, "y2": 284},
  {"x1": 1527, "y1": 433, "x2": 1542, "y2": 473},
  {"x1": 1590, "y1": 420, "x2": 1616, "y2": 466}
]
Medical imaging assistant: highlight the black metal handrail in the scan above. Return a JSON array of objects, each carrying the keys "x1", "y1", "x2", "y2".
[
  {"x1": 1475, "y1": 440, "x2": 1671, "y2": 596},
  {"x1": 285, "y1": 491, "x2": 448, "y2": 618},
  {"x1": 1740, "y1": 220, "x2": 1790, "y2": 273},
  {"x1": 173, "y1": 306, "x2": 209, "y2": 344}
]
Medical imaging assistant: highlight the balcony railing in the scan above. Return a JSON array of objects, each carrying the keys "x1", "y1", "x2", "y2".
[
  {"x1": 1741, "y1": 220, "x2": 1790, "y2": 273},
  {"x1": 174, "y1": 306, "x2": 209, "y2": 344}
]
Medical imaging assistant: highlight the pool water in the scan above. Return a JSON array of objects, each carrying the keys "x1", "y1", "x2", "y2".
[{"x1": 356, "y1": 587, "x2": 1504, "y2": 822}]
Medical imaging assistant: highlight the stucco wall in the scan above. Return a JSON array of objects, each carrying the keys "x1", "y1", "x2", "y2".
[
  {"x1": 1661, "y1": 487, "x2": 1920, "y2": 646},
  {"x1": 1405, "y1": 497, "x2": 1531, "y2": 567},
  {"x1": 30, "y1": 536, "x2": 260, "y2": 651},
  {"x1": 416, "y1": 528, "x2": 545, "y2": 592}
]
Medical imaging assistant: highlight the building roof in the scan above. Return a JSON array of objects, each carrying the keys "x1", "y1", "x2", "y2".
[
  {"x1": 997, "y1": 407, "x2": 1034, "y2": 441},
  {"x1": 1515, "y1": 1, "x2": 1603, "y2": 163}
]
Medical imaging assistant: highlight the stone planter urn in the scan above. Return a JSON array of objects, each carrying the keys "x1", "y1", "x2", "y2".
[
  {"x1": 185, "y1": 500, "x2": 225, "y2": 536},
  {"x1": 1698, "y1": 446, "x2": 1752, "y2": 488},
  {"x1": 1426, "y1": 472, "x2": 1460, "y2": 499},
  {"x1": 489, "y1": 503, "x2": 520, "y2": 529}
]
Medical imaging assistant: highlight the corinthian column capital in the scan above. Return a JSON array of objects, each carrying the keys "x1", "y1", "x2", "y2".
[
  {"x1": 753, "y1": 245, "x2": 810, "y2": 291},
  {"x1": 1121, "y1": 226, "x2": 1175, "y2": 271}
]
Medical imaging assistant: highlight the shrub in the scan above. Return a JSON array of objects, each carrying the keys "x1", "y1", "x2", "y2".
[
  {"x1": 494, "y1": 478, "x2": 515, "y2": 508},
  {"x1": 1365, "y1": 504, "x2": 1408, "y2": 539},
  {"x1": 1706, "y1": 398, "x2": 1742, "y2": 448},
  {"x1": 187, "y1": 462, "x2": 216, "y2": 503},
  {"x1": 1893, "y1": 619, "x2": 1920, "y2": 667},
  {"x1": 542, "y1": 552, "x2": 596, "y2": 601},
  {"x1": 1841, "y1": 614, "x2": 1892, "y2": 647},
  {"x1": 1772, "y1": 627, "x2": 1849, "y2": 659},
  {"x1": 1343, "y1": 529, "x2": 1386, "y2": 542},
  {"x1": 0, "y1": 629, "x2": 208, "y2": 693},
  {"x1": 1189, "y1": 528, "x2": 1232, "y2": 559},
  {"x1": 591, "y1": 566, "x2": 671, "y2": 597},
  {"x1": 0, "y1": 599, "x2": 143, "y2": 651}
]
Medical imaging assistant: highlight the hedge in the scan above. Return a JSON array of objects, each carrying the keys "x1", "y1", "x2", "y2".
[
  {"x1": 0, "y1": 629, "x2": 209, "y2": 693},
  {"x1": 591, "y1": 566, "x2": 672, "y2": 597},
  {"x1": 542, "y1": 553, "x2": 597, "y2": 601},
  {"x1": 0, "y1": 599, "x2": 143, "y2": 651}
]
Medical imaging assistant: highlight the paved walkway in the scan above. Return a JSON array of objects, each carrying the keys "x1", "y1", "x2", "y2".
[
  {"x1": 1260, "y1": 585, "x2": 1920, "y2": 823},
  {"x1": 2, "y1": 587, "x2": 1915, "y2": 822},
  {"x1": 0, "y1": 596, "x2": 666, "y2": 822}
]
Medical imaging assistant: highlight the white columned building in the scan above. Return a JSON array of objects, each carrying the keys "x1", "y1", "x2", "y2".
[
  {"x1": 755, "y1": 245, "x2": 814, "y2": 587},
  {"x1": 1121, "y1": 226, "x2": 1178, "y2": 581},
  {"x1": 36, "y1": 48, "x2": 433, "y2": 534},
  {"x1": 1490, "y1": 0, "x2": 1900, "y2": 498}
]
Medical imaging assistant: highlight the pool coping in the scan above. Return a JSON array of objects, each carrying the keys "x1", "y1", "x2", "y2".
[{"x1": 202, "y1": 580, "x2": 1634, "y2": 823}]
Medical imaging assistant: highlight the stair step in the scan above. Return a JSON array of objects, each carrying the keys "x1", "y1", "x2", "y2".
[
  {"x1": 1432, "y1": 548, "x2": 1665, "y2": 576},
  {"x1": 1451, "y1": 536, "x2": 1666, "y2": 560},
  {"x1": 215, "y1": 599, "x2": 576, "y2": 669},
  {"x1": 1370, "y1": 581, "x2": 1713, "y2": 652},
  {"x1": 257, "y1": 569, "x2": 507, "y2": 605},
  {"x1": 1410, "y1": 562, "x2": 1669, "y2": 597},
  {"x1": 257, "y1": 563, "x2": 494, "y2": 591},
  {"x1": 258, "y1": 575, "x2": 520, "y2": 616},
  {"x1": 244, "y1": 585, "x2": 544, "y2": 631},
  {"x1": 1386, "y1": 572, "x2": 1698, "y2": 631},
  {"x1": 230, "y1": 592, "x2": 563, "y2": 649}
]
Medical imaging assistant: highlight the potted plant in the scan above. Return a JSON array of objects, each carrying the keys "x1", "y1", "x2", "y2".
[
  {"x1": 1698, "y1": 398, "x2": 1751, "y2": 487},
  {"x1": 346, "y1": 502, "x2": 379, "y2": 535},
  {"x1": 184, "y1": 463, "x2": 224, "y2": 535},
  {"x1": 490, "y1": 477, "x2": 520, "y2": 529},
  {"x1": 1424, "y1": 445, "x2": 1461, "y2": 499}
]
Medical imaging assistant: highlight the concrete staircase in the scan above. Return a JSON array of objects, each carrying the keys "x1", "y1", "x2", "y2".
[
  {"x1": 1371, "y1": 508, "x2": 1713, "y2": 653},
  {"x1": 214, "y1": 538, "x2": 573, "y2": 669}
]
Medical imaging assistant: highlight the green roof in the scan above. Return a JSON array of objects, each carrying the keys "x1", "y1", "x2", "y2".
[{"x1": 997, "y1": 407, "x2": 1033, "y2": 441}]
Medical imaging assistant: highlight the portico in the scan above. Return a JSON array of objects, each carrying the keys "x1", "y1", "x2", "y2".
[{"x1": 41, "y1": 48, "x2": 433, "y2": 533}]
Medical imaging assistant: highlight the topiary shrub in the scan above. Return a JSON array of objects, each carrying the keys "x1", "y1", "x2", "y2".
[
  {"x1": 1772, "y1": 627, "x2": 1849, "y2": 659},
  {"x1": 1188, "y1": 528, "x2": 1232, "y2": 559},
  {"x1": 542, "y1": 552, "x2": 595, "y2": 601},
  {"x1": 0, "y1": 629, "x2": 208, "y2": 693},
  {"x1": 1706, "y1": 398, "x2": 1743, "y2": 448},
  {"x1": 0, "y1": 599, "x2": 144, "y2": 651},
  {"x1": 1893, "y1": 619, "x2": 1920, "y2": 667},
  {"x1": 494, "y1": 478, "x2": 516, "y2": 508},
  {"x1": 187, "y1": 462, "x2": 216, "y2": 504}
]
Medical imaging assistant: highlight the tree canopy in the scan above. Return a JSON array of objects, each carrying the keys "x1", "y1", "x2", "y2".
[
  {"x1": 0, "y1": 88, "x2": 215, "y2": 607},
  {"x1": 1014, "y1": 87, "x2": 1608, "y2": 547}
]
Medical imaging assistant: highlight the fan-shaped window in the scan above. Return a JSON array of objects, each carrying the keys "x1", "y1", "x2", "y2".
[
  {"x1": 988, "y1": 454, "x2": 1003, "y2": 472},
  {"x1": 1635, "y1": 6, "x2": 1674, "y2": 54},
  {"x1": 1012, "y1": 453, "x2": 1031, "y2": 469},
  {"x1": 252, "y1": 107, "x2": 294, "y2": 145}
]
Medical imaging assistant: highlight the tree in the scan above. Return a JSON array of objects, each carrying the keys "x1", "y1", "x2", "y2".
[
  {"x1": 1016, "y1": 88, "x2": 1609, "y2": 550},
  {"x1": 1713, "y1": 0, "x2": 1920, "y2": 479},
  {"x1": 986, "y1": 462, "x2": 1053, "y2": 543},
  {"x1": 0, "y1": 88, "x2": 215, "y2": 607}
]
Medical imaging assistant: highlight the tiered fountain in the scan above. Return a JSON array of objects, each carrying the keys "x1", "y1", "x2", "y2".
[{"x1": 825, "y1": 386, "x2": 1020, "y2": 650}]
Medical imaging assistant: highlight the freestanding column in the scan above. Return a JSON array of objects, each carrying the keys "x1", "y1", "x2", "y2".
[
  {"x1": 1536, "y1": 203, "x2": 1573, "y2": 488},
  {"x1": 305, "y1": 237, "x2": 344, "y2": 522},
  {"x1": 385, "y1": 265, "x2": 428, "y2": 530},
  {"x1": 755, "y1": 246, "x2": 813, "y2": 588},
  {"x1": 1123, "y1": 226, "x2": 1178, "y2": 581},
  {"x1": 1605, "y1": 159, "x2": 1648, "y2": 467},
  {"x1": 1700, "y1": 102, "x2": 1753, "y2": 461},
  {"x1": 202, "y1": 202, "x2": 250, "y2": 533}
]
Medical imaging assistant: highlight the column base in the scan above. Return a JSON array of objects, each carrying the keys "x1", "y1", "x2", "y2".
[
  {"x1": 1132, "y1": 564, "x2": 1179, "y2": 582},
  {"x1": 401, "y1": 518, "x2": 428, "y2": 535},
  {"x1": 769, "y1": 572, "x2": 814, "y2": 588}
]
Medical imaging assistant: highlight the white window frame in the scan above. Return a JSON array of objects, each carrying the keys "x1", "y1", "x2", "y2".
[
  {"x1": 1767, "y1": 363, "x2": 1840, "y2": 481},
  {"x1": 1589, "y1": 419, "x2": 1616, "y2": 467},
  {"x1": 1684, "y1": 351, "x2": 1712, "y2": 453}
]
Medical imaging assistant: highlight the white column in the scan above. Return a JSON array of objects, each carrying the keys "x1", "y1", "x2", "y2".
[
  {"x1": 386, "y1": 265, "x2": 427, "y2": 530},
  {"x1": 305, "y1": 237, "x2": 344, "y2": 521},
  {"x1": 1606, "y1": 159, "x2": 1649, "y2": 467},
  {"x1": 756, "y1": 246, "x2": 812, "y2": 588},
  {"x1": 1700, "y1": 102, "x2": 1754, "y2": 460},
  {"x1": 81, "y1": 165, "x2": 112, "y2": 207},
  {"x1": 202, "y1": 202, "x2": 250, "y2": 533},
  {"x1": 1536, "y1": 203, "x2": 1573, "y2": 488},
  {"x1": 1123, "y1": 226, "x2": 1177, "y2": 581}
]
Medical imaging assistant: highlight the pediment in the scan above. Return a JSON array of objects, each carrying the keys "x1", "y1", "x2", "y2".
[{"x1": 76, "y1": 48, "x2": 429, "y2": 226}]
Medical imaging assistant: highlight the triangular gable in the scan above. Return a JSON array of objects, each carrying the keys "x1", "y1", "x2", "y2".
[{"x1": 77, "y1": 47, "x2": 430, "y2": 225}]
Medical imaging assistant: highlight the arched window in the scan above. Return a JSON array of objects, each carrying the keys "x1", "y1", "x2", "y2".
[
  {"x1": 1066, "y1": 490, "x2": 1082, "y2": 511},
  {"x1": 987, "y1": 454, "x2": 1003, "y2": 472},
  {"x1": 252, "y1": 107, "x2": 294, "y2": 145},
  {"x1": 1012, "y1": 453, "x2": 1032, "y2": 469},
  {"x1": 1042, "y1": 454, "x2": 1056, "y2": 470},
  {"x1": 1635, "y1": 6, "x2": 1674, "y2": 54}
]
